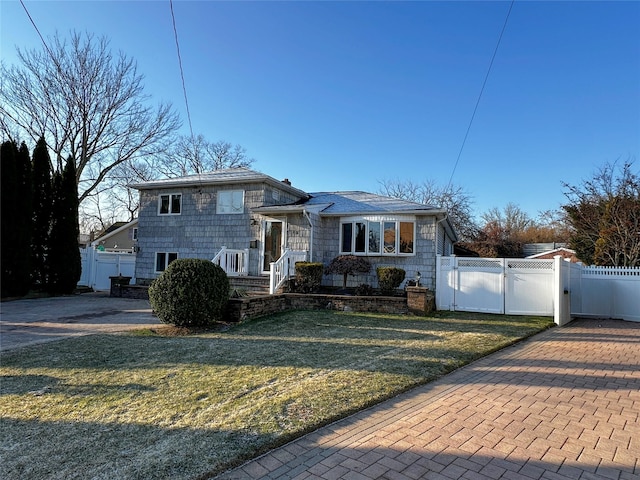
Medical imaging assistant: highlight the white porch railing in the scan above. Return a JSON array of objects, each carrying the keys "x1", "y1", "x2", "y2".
[
  {"x1": 269, "y1": 250, "x2": 308, "y2": 294},
  {"x1": 212, "y1": 246, "x2": 250, "y2": 277}
]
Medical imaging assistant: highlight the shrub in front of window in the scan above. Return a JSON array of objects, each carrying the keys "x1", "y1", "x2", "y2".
[
  {"x1": 294, "y1": 262, "x2": 324, "y2": 293},
  {"x1": 325, "y1": 255, "x2": 371, "y2": 289},
  {"x1": 149, "y1": 258, "x2": 230, "y2": 327},
  {"x1": 376, "y1": 267, "x2": 406, "y2": 295}
]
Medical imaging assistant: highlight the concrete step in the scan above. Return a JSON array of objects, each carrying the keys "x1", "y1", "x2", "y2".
[{"x1": 229, "y1": 276, "x2": 271, "y2": 296}]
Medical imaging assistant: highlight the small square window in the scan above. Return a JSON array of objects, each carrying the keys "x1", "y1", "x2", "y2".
[
  {"x1": 156, "y1": 252, "x2": 178, "y2": 272},
  {"x1": 217, "y1": 190, "x2": 244, "y2": 214},
  {"x1": 159, "y1": 193, "x2": 181, "y2": 215}
]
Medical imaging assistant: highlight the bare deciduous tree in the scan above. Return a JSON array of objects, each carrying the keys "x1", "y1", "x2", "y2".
[
  {"x1": 0, "y1": 31, "x2": 180, "y2": 205},
  {"x1": 480, "y1": 203, "x2": 534, "y2": 242},
  {"x1": 151, "y1": 135, "x2": 255, "y2": 178},
  {"x1": 378, "y1": 178, "x2": 478, "y2": 241},
  {"x1": 563, "y1": 159, "x2": 640, "y2": 266}
]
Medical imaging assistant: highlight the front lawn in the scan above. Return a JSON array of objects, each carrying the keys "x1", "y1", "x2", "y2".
[{"x1": 0, "y1": 310, "x2": 553, "y2": 479}]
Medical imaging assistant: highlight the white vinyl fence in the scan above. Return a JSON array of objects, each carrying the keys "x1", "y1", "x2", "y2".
[
  {"x1": 436, "y1": 256, "x2": 640, "y2": 325},
  {"x1": 436, "y1": 257, "x2": 554, "y2": 316},
  {"x1": 79, "y1": 248, "x2": 136, "y2": 291},
  {"x1": 567, "y1": 263, "x2": 640, "y2": 322}
]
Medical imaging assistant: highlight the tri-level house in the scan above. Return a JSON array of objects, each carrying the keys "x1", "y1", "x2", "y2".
[{"x1": 131, "y1": 168, "x2": 457, "y2": 293}]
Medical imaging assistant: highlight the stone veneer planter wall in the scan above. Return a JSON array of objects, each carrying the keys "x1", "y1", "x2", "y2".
[{"x1": 116, "y1": 285, "x2": 435, "y2": 322}]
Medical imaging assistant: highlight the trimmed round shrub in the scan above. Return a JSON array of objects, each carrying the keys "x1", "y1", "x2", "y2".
[
  {"x1": 295, "y1": 262, "x2": 324, "y2": 293},
  {"x1": 149, "y1": 258, "x2": 230, "y2": 327},
  {"x1": 376, "y1": 267, "x2": 406, "y2": 294}
]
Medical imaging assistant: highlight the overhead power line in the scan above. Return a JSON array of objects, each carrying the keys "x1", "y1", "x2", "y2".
[
  {"x1": 446, "y1": 0, "x2": 516, "y2": 189},
  {"x1": 19, "y1": 0, "x2": 54, "y2": 59},
  {"x1": 169, "y1": 0, "x2": 196, "y2": 145}
]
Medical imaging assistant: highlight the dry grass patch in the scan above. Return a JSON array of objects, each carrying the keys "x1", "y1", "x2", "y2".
[{"x1": 0, "y1": 310, "x2": 553, "y2": 479}]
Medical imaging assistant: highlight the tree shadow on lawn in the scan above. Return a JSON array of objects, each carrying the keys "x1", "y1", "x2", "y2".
[
  {"x1": 0, "y1": 373, "x2": 155, "y2": 396},
  {"x1": 0, "y1": 416, "x2": 280, "y2": 480},
  {"x1": 0, "y1": 309, "x2": 551, "y2": 379}
]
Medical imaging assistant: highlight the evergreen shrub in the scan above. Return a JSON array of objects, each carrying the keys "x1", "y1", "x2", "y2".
[
  {"x1": 376, "y1": 267, "x2": 406, "y2": 294},
  {"x1": 355, "y1": 283, "x2": 374, "y2": 296},
  {"x1": 294, "y1": 262, "x2": 324, "y2": 293},
  {"x1": 149, "y1": 258, "x2": 230, "y2": 327}
]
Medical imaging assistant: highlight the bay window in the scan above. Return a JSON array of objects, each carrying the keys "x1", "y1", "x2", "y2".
[{"x1": 340, "y1": 217, "x2": 415, "y2": 256}]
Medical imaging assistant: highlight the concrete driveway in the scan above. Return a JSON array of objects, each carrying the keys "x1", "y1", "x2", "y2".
[{"x1": 0, "y1": 292, "x2": 159, "y2": 351}]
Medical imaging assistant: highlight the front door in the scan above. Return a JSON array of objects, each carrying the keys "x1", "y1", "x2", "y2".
[{"x1": 262, "y1": 220, "x2": 284, "y2": 273}]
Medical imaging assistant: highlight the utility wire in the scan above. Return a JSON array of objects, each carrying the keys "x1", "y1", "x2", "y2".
[
  {"x1": 19, "y1": 0, "x2": 56, "y2": 61},
  {"x1": 169, "y1": 0, "x2": 196, "y2": 153},
  {"x1": 446, "y1": 0, "x2": 515, "y2": 190}
]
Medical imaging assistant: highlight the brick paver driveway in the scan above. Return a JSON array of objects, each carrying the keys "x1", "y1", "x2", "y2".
[{"x1": 216, "y1": 319, "x2": 639, "y2": 480}]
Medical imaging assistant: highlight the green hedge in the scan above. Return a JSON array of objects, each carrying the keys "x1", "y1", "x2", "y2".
[{"x1": 376, "y1": 267, "x2": 406, "y2": 294}]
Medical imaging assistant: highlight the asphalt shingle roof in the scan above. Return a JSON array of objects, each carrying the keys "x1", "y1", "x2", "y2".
[
  {"x1": 129, "y1": 168, "x2": 308, "y2": 198},
  {"x1": 304, "y1": 191, "x2": 442, "y2": 215}
]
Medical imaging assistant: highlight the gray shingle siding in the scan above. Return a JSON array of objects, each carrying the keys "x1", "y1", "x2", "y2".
[
  {"x1": 135, "y1": 182, "x2": 302, "y2": 282},
  {"x1": 133, "y1": 169, "x2": 457, "y2": 289},
  {"x1": 314, "y1": 215, "x2": 438, "y2": 290}
]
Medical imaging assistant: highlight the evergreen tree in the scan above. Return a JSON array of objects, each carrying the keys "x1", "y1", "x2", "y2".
[
  {"x1": 15, "y1": 142, "x2": 33, "y2": 293},
  {"x1": 1, "y1": 140, "x2": 19, "y2": 296},
  {"x1": 31, "y1": 137, "x2": 53, "y2": 288},
  {"x1": 1, "y1": 139, "x2": 32, "y2": 297},
  {"x1": 48, "y1": 156, "x2": 81, "y2": 294}
]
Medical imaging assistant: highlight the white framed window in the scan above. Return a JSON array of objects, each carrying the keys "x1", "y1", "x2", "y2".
[
  {"x1": 131, "y1": 227, "x2": 138, "y2": 241},
  {"x1": 340, "y1": 217, "x2": 415, "y2": 256},
  {"x1": 217, "y1": 190, "x2": 244, "y2": 214},
  {"x1": 158, "y1": 193, "x2": 181, "y2": 215},
  {"x1": 155, "y1": 252, "x2": 178, "y2": 272}
]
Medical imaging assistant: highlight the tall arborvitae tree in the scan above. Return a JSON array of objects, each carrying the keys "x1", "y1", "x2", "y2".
[
  {"x1": 1, "y1": 140, "x2": 19, "y2": 296},
  {"x1": 1, "y1": 139, "x2": 33, "y2": 297},
  {"x1": 31, "y1": 137, "x2": 53, "y2": 288},
  {"x1": 15, "y1": 142, "x2": 33, "y2": 293},
  {"x1": 48, "y1": 156, "x2": 81, "y2": 294}
]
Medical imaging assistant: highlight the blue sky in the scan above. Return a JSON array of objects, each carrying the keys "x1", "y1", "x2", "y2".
[{"x1": 2, "y1": 0, "x2": 639, "y2": 221}]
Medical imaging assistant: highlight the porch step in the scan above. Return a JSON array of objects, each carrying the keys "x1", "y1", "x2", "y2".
[{"x1": 229, "y1": 276, "x2": 271, "y2": 296}]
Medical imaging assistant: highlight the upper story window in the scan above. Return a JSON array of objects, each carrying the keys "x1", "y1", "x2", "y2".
[
  {"x1": 158, "y1": 193, "x2": 181, "y2": 215},
  {"x1": 155, "y1": 252, "x2": 178, "y2": 273},
  {"x1": 340, "y1": 218, "x2": 415, "y2": 256},
  {"x1": 217, "y1": 190, "x2": 244, "y2": 214}
]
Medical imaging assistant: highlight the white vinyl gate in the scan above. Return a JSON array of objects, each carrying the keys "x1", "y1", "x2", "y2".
[
  {"x1": 436, "y1": 257, "x2": 554, "y2": 316},
  {"x1": 78, "y1": 248, "x2": 136, "y2": 290},
  {"x1": 437, "y1": 256, "x2": 640, "y2": 324}
]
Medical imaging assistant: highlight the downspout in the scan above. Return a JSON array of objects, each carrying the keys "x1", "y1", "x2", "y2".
[
  {"x1": 436, "y1": 213, "x2": 449, "y2": 256},
  {"x1": 303, "y1": 209, "x2": 314, "y2": 262}
]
